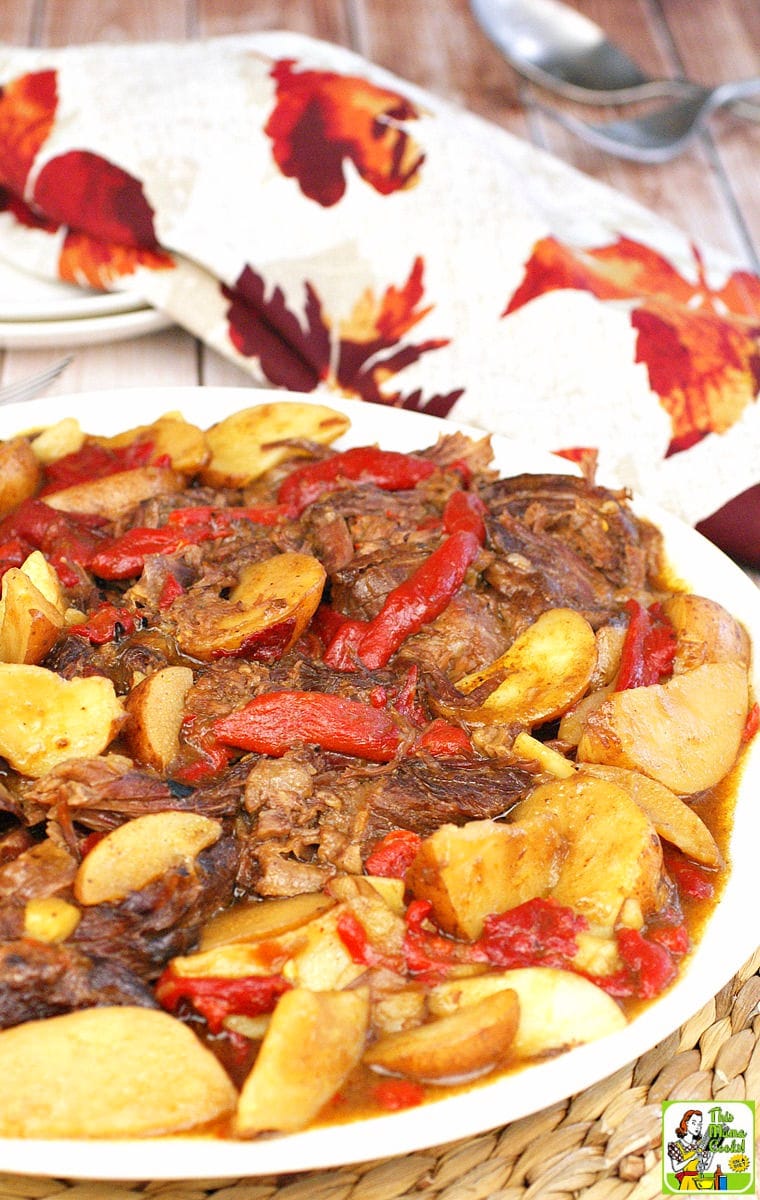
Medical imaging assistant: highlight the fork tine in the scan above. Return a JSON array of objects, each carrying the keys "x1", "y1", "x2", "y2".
[{"x1": 0, "y1": 356, "x2": 74, "y2": 406}]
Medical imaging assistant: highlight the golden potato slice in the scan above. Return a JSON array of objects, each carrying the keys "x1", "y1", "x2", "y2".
[
  {"x1": 43, "y1": 465, "x2": 183, "y2": 518},
  {"x1": 92, "y1": 413, "x2": 210, "y2": 474},
  {"x1": 124, "y1": 665, "x2": 194, "y2": 771},
  {"x1": 74, "y1": 811, "x2": 222, "y2": 905},
  {"x1": 661, "y1": 593, "x2": 751, "y2": 673},
  {"x1": 576, "y1": 661, "x2": 749, "y2": 794},
  {"x1": 580, "y1": 764, "x2": 720, "y2": 867},
  {"x1": 363, "y1": 989, "x2": 519, "y2": 1082},
  {"x1": 429, "y1": 967, "x2": 626, "y2": 1059},
  {"x1": 0, "y1": 1006, "x2": 237, "y2": 1137},
  {"x1": 235, "y1": 987, "x2": 369, "y2": 1135},
  {"x1": 0, "y1": 437, "x2": 41, "y2": 518},
  {"x1": 0, "y1": 665, "x2": 125, "y2": 777},
  {"x1": 406, "y1": 813, "x2": 564, "y2": 939},
  {"x1": 517, "y1": 774, "x2": 664, "y2": 927},
  {"x1": 174, "y1": 552, "x2": 326, "y2": 662},
  {"x1": 200, "y1": 402, "x2": 351, "y2": 488},
  {"x1": 455, "y1": 608, "x2": 597, "y2": 727},
  {"x1": 199, "y1": 892, "x2": 335, "y2": 951},
  {"x1": 0, "y1": 567, "x2": 64, "y2": 664},
  {"x1": 29, "y1": 417, "x2": 85, "y2": 464}
]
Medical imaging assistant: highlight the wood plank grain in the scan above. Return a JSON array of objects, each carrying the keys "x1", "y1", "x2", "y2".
[
  {"x1": 197, "y1": 0, "x2": 352, "y2": 44},
  {"x1": 0, "y1": 2, "x2": 37, "y2": 44},
  {"x1": 38, "y1": 0, "x2": 191, "y2": 45}
]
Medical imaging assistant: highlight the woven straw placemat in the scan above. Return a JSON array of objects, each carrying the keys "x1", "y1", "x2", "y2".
[{"x1": 1, "y1": 947, "x2": 758, "y2": 1200}]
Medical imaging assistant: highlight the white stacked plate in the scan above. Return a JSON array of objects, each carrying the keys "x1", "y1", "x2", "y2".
[{"x1": 0, "y1": 257, "x2": 172, "y2": 347}]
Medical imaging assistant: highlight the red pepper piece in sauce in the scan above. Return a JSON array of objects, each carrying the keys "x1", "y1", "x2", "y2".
[
  {"x1": 615, "y1": 598, "x2": 677, "y2": 691},
  {"x1": 277, "y1": 446, "x2": 437, "y2": 516},
  {"x1": 212, "y1": 690, "x2": 404, "y2": 763},
  {"x1": 413, "y1": 718, "x2": 472, "y2": 757},
  {"x1": 478, "y1": 897, "x2": 587, "y2": 970},
  {"x1": 336, "y1": 910, "x2": 403, "y2": 971},
  {"x1": 662, "y1": 845, "x2": 716, "y2": 900},
  {"x1": 356, "y1": 529, "x2": 482, "y2": 669},
  {"x1": 373, "y1": 1078, "x2": 426, "y2": 1111},
  {"x1": 68, "y1": 603, "x2": 140, "y2": 645},
  {"x1": 158, "y1": 573, "x2": 184, "y2": 610},
  {"x1": 155, "y1": 970, "x2": 291, "y2": 1035},
  {"x1": 364, "y1": 829, "x2": 423, "y2": 879}
]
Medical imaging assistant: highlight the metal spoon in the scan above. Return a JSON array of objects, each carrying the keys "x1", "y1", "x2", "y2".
[
  {"x1": 469, "y1": 0, "x2": 758, "y2": 108},
  {"x1": 532, "y1": 76, "x2": 760, "y2": 162}
]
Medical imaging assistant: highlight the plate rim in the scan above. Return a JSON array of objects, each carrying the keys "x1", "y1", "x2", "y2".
[{"x1": 0, "y1": 385, "x2": 757, "y2": 1180}]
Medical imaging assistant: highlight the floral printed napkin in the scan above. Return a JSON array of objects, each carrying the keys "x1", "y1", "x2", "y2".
[{"x1": 0, "y1": 33, "x2": 758, "y2": 562}]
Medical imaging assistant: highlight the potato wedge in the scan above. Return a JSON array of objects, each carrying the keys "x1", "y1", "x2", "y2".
[
  {"x1": 0, "y1": 665, "x2": 125, "y2": 777},
  {"x1": 235, "y1": 987, "x2": 369, "y2": 1135},
  {"x1": 406, "y1": 813, "x2": 564, "y2": 939},
  {"x1": 576, "y1": 661, "x2": 749, "y2": 794},
  {"x1": 174, "y1": 552, "x2": 326, "y2": 662},
  {"x1": 17, "y1": 550, "x2": 65, "y2": 614},
  {"x1": 455, "y1": 608, "x2": 597, "y2": 727},
  {"x1": 92, "y1": 413, "x2": 210, "y2": 473},
  {"x1": 516, "y1": 774, "x2": 664, "y2": 927},
  {"x1": 74, "y1": 811, "x2": 222, "y2": 905},
  {"x1": 363, "y1": 989, "x2": 519, "y2": 1082},
  {"x1": 124, "y1": 665, "x2": 194, "y2": 771},
  {"x1": 0, "y1": 567, "x2": 64, "y2": 664},
  {"x1": 661, "y1": 593, "x2": 751, "y2": 673},
  {"x1": 29, "y1": 417, "x2": 85, "y2": 464},
  {"x1": 199, "y1": 892, "x2": 335, "y2": 951},
  {"x1": 43, "y1": 465, "x2": 183, "y2": 518},
  {"x1": 513, "y1": 731, "x2": 576, "y2": 778},
  {"x1": 0, "y1": 1006, "x2": 237, "y2": 1137},
  {"x1": 0, "y1": 437, "x2": 41, "y2": 518},
  {"x1": 580, "y1": 764, "x2": 720, "y2": 867},
  {"x1": 429, "y1": 967, "x2": 626, "y2": 1059},
  {"x1": 200, "y1": 402, "x2": 351, "y2": 488}
]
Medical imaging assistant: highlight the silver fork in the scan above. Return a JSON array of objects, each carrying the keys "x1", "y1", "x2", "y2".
[{"x1": 0, "y1": 356, "x2": 73, "y2": 406}]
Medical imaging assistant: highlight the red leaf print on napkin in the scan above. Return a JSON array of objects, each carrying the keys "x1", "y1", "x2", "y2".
[
  {"x1": 265, "y1": 59, "x2": 425, "y2": 206},
  {"x1": 506, "y1": 235, "x2": 760, "y2": 454},
  {"x1": 223, "y1": 256, "x2": 462, "y2": 414},
  {"x1": 0, "y1": 70, "x2": 57, "y2": 195},
  {"x1": 33, "y1": 151, "x2": 160, "y2": 249}
]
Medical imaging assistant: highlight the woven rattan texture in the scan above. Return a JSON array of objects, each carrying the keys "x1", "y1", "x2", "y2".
[{"x1": 2, "y1": 948, "x2": 758, "y2": 1200}]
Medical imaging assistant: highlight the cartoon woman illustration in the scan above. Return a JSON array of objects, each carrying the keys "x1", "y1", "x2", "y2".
[{"x1": 667, "y1": 1109, "x2": 714, "y2": 1190}]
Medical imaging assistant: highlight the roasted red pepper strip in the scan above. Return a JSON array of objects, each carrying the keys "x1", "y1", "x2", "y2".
[
  {"x1": 166, "y1": 503, "x2": 293, "y2": 530},
  {"x1": 277, "y1": 446, "x2": 437, "y2": 515},
  {"x1": 90, "y1": 526, "x2": 187, "y2": 579},
  {"x1": 414, "y1": 718, "x2": 472, "y2": 757},
  {"x1": 442, "y1": 489, "x2": 487, "y2": 540},
  {"x1": 336, "y1": 910, "x2": 403, "y2": 971},
  {"x1": 356, "y1": 529, "x2": 481, "y2": 669},
  {"x1": 212, "y1": 690, "x2": 404, "y2": 762},
  {"x1": 155, "y1": 970, "x2": 290, "y2": 1035},
  {"x1": 0, "y1": 498, "x2": 106, "y2": 569},
  {"x1": 40, "y1": 438, "x2": 156, "y2": 494},
  {"x1": 68, "y1": 603, "x2": 140, "y2": 645},
  {"x1": 615, "y1": 598, "x2": 677, "y2": 690}
]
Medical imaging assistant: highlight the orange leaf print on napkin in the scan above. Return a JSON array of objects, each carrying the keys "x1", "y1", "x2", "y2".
[
  {"x1": 0, "y1": 70, "x2": 57, "y2": 196},
  {"x1": 506, "y1": 235, "x2": 760, "y2": 454},
  {"x1": 265, "y1": 59, "x2": 425, "y2": 206}
]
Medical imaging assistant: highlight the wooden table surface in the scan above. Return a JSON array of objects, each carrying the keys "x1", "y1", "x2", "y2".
[{"x1": 0, "y1": 0, "x2": 758, "y2": 397}]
